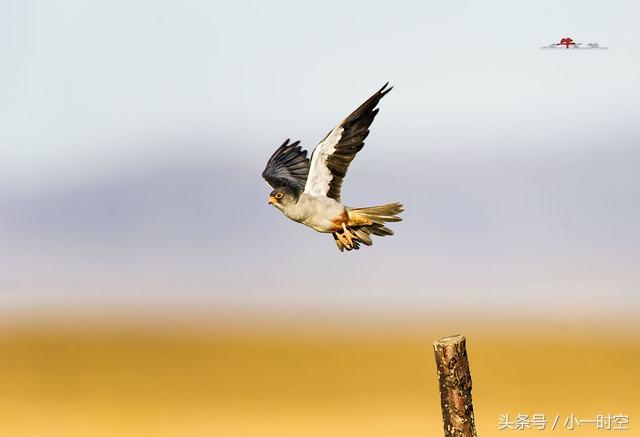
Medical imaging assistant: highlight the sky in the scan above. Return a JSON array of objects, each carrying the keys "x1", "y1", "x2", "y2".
[{"x1": 1, "y1": 0, "x2": 639, "y2": 321}]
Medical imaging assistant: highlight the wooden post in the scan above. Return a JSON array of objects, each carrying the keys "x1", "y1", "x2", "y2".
[{"x1": 433, "y1": 334, "x2": 478, "y2": 437}]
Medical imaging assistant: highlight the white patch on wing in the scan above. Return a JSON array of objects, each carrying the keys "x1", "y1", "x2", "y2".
[{"x1": 303, "y1": 126, "x2": 344, "y2": 197}]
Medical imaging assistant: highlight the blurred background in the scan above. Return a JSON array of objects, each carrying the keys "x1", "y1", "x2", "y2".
[{"x1": 1, "y1": 1, "x2": 639, "y2": 436}]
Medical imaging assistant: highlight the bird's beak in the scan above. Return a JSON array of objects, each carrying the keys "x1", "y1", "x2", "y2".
[{"x1": 268, "y1": 196, "x2": 276, "y2": 205}]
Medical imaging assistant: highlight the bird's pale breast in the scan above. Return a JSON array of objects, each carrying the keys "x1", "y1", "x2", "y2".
[{"x1": 282, "y1": 194, "x2": 347, "y2": 233}]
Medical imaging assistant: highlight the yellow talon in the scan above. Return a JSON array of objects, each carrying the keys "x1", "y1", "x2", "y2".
[{"x1": 341, "y1": 223, "x2": 354, "y2": 248}]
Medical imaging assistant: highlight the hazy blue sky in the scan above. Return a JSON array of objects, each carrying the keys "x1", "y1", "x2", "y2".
[{"x1": 1, "y1": 1, "x2": 639, "y2": 321}]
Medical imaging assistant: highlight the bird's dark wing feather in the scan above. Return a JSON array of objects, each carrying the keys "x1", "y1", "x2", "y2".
[
  {"x1": 304, "y1": 83, "x2": 392, "y2": 202},
  {"x1": 262, "y1": 139, "x2": 310, "y2": 192}
]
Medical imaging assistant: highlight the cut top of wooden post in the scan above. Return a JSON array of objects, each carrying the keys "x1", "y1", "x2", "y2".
[
  {"x1": 433, "y1": 334, "x2": 478, "y2": 437},
  {"x1": 434, "y1": 334, "x2": 466, "y2": 347}
]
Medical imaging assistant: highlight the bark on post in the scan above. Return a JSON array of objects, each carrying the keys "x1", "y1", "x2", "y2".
[{"x1": 433, "y1": 334, "x2": 478, "y2": 437}]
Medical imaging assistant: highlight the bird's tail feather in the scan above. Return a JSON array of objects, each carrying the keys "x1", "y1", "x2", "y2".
[{"x1": 332, "y1": 203, "x2": 404, "y2": 252}]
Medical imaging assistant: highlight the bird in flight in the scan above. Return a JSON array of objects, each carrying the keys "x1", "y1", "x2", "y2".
[{"x1": 262, "y1": 83, "x2": 403, "y2": 252}]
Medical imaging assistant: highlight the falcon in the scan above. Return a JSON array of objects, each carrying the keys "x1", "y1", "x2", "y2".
[{"x1": 262, "y1": 83, "x2": 403, "y2": 252}]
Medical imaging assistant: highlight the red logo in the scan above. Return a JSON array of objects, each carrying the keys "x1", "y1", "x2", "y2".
[
  {"x1": 541, "y1": 37, "x2": 607, "y2": 50},
  {"x1": 556, "y1": 37, "x2": 576, "y2": 49}
]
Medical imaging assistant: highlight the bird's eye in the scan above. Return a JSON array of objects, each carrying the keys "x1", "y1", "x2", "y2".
[{"x1": 275, "y1": 193, "x2": 283, "y2": 199}]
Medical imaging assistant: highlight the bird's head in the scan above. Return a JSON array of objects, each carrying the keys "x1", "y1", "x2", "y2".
[{"x1": 268, "y1": 187, "x2": 297, "y2": 210}]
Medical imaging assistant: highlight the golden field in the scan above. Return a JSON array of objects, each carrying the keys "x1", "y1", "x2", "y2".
[{"x1": 0, "y1": 317, "x2": 638, "y2": 437}]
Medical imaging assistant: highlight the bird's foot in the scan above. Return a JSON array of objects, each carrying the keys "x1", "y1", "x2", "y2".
[
  {"x1": 341, "y1": 223, "x2": 354, "y2": 247},
  {"x1": 333, "y1": 224, "x2": 362, "y2": 251},
  {"x1": 335, "y1": 231, "x2": 351, "y2": 250}
]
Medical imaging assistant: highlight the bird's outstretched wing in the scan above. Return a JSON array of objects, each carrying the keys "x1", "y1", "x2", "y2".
[
  {"x1": 304, "y1": 83, "x2": 392, "y2": 202},
  {"x1": 262, "y1": 139, "x2": 310, "y2": 192}
]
